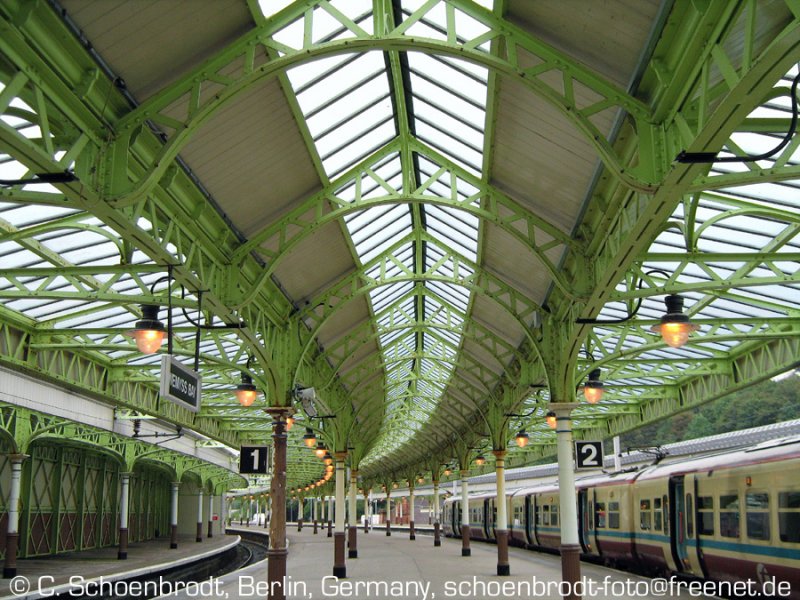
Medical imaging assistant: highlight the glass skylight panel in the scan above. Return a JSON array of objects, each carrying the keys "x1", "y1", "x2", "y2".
[
  {"x1": 370, "y1": 284, "x2": 412, "y2": 314},
  {"x1": 286, "y1": 48, "x2": 395, "y2": 180}
]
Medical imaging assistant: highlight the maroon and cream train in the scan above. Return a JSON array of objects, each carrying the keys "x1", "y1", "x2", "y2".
[{"x1": 443, "y1": 435, "x2": 800, "y2": 599}]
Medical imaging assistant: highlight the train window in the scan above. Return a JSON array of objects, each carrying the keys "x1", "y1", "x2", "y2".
[
  {"x1": 513, "y1": 504, "x2": 524, "y2": 527},
  {"x1": 698, "y1": 496, "x2": 713, "y2": 535},
  {"x1": 719, "y1": 494, "x2": 740, "y2": 539},
  {"x1": 640, "y1": 499, "x2": 652, "y2": 530},
  {"x1": 779, "y1": 492, "x2": 800, "y2": 543},
  {"x1": 543, "y1": 505, "x2": 550, "y2": 526},
  {"x1": 662, "y1": 495, "x2": 669, "y2": 535},
  {"x1": 746, "y1": 492, "x2": 770, "y2": 541},
  {"x1": 608, "y1": 501, "x2": 620, "y2": 529},
  {"x1": 686, "y1": 494, "x2": 694, "y2": 537},
  {"x1": 595, "y1": 502, "x2": 606, "y2": 528},
  {"x1": 654, "y1": 498, "x2": 663, "y2": 531},
  {"x1": 551, "y1": 504, "x2": 559, "y2": 527},
  {"x1": 589, "y1": 502, "x2": 594, "y2": 530}
]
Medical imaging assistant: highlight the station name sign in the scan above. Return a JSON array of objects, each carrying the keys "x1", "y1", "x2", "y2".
[{"x1": 160, "y1": 355, "x2": 201, "y2": 412}]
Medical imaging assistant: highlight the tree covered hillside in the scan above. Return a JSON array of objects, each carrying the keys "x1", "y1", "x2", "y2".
[{"x1": 617, "y1": 370, "x2": 800, "y2": 450}]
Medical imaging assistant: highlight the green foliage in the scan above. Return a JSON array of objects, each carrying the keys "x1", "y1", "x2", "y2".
[{"x1": 618, "y1": 372, "x2": 800, "y2": 450}]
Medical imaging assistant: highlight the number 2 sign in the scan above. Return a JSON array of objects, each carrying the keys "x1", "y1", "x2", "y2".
[{"x1": 575, "y1": 440, "x2": 604, "y2": 470}]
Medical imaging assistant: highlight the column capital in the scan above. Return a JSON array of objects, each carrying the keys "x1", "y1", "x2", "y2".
[
  {"x1": 459, "y1": 469, "x2": 470, "y2": 478},
  {"x1": 492, "y1": 449, "x2": 507, "y2": 461},
  {"x1": 264, "y1": 406, "x2": 296, "y2": 418},
  {"x1": 334, "y1": 451, "x2": 348, "y2": 461},
  {"x1": 7, "y1": 453, "x2": 29, "y2": 463},
  {"x1": 549, "y1": 402, "x2": 580, "y2": 417}
]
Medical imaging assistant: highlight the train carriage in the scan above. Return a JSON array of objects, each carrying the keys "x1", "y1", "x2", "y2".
[
  {"x1": 441, "y1": 435, "x2": 800, "y2": 600},
  {"x1": 578, "y1": 471, "x2": 639, "y2": 567}
]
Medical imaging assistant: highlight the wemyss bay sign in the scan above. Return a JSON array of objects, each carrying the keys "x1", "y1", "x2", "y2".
[{"x1": 160, "y1": 355, "x2": 201, "y2": 412}]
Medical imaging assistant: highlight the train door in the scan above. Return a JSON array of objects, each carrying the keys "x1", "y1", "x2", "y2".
[
  {"x1": 578, "y1": 488, "x2": 591, "y2": 552},
  {"x1": 524, "y1": 495, "x2": 533, "y2": 545},
  {"x1": 669, "y1": 476, "x2": 689, "y2": 572},
  {"x1": 484, "y1": 498, "x2": 492, "y2": 540}
]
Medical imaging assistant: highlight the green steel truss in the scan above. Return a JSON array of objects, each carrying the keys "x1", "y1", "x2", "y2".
[{"x1": 0, "y1": 0, "x2": 798, "y2": 487}]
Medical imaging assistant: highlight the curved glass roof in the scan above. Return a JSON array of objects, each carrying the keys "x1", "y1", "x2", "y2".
[{"x1": 0, "y1": 0, "x2": 798, "y2": 487}]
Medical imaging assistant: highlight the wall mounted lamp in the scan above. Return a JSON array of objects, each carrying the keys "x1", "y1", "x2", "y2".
[
  {"x1": 545, "y1": 411, "x2": 557, "y2": 429},
  {"x1": 474, "y1": 454, "x2": 486, "y2": 466}
]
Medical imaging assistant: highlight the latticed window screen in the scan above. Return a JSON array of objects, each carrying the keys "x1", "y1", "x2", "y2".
[
  {"x1": 25, "y1": 445, "x2": 58, "y2": 556},
  {"x1": 128, "y1": 465, "x2": 171, "y2": 543},
  {"x1": 0, "y1": 446, "x2": 13, "y2": 559},
  {"x1": 16, "y1": 443, "x2": 130, "y2": 557}
]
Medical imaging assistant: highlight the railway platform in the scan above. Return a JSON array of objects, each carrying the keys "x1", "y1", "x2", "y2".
[
  {"x1": 0, "y1": 535, "x2": 239, "y2": 600},
  {"x1": 194, "y1": 527, "x2": 716, "y2": 600}
]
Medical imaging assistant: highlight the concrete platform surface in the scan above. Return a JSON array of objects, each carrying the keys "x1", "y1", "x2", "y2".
[
  {"x1": 0, "y1": 534, "x2": 238, "y2": 600},
  {"x1": 176, "y1": 527, "x2": 717, "y2": 600}
]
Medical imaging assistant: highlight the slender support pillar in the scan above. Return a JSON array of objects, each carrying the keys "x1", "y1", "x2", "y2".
[
  {"x1": 554, "y1": 403, "x2": 581, "y2": 600},
  {"x1": 169, "y1": 482, "x2": 180, "y2": 549},
  {"x1": 117, "y1": 472, "x2": 131, "y2": 560},
  {"x1": 207, "y1": 493, "x2": 214, "y2": 538},
  {"x1": 266, "y1": 408, "x2": 292, "y2": 600},
  {"x1": 494, "y1": 450, "x2": 510, "y2": 576},
  {"x1": 433, "y1": 479, "x2": 441, "y2": 547},
  {"x1": 196, "y1": 489, "x2": 204, "y2": 542},
  {"x1": 4, "y1": 454, "x2": 26, "y2": 576},
  {"x1": 363, "y1": 491, "x2": 370, "y2": 533},
  {"x1": 385, "y1": 494, "x2": 392, "y2": 536},
  {"x1": 460, "y1": 470, "x2": 471, "y2": 556},
  {"x1": 333, "y1": 453, "x2": 347, "y2": 578},
  {"x1": 313, "y1": 498, "x2": 319, "y2": 534},
  {"x1": 327, "y1": 496, "x2": 333, "y2": 538},
  {"x1": 348, "y1": 470, "x2": 358, "y2": 558},
  {"x1": 408, "y1": 484, "x2": 416, "y2": 540},
  {"x1": 298, "y1": 497, "x2": 304, "y2": 531}
]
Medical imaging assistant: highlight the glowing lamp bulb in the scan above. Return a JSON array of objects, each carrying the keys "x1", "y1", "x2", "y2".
[
  {"x1": 303, "y1": 428, "x2": 317, "y2": 448},
  {"x1": 128, "y1": 304, "x2": 165, "y2": 354},
  {"x1": 654, "y1": 321, "x2": 697, "y2": 348},
  {"x1": 515, "y1": 430, "x2": 529, "y2": 448},
  {"x1": 650, "y1": 294, "x2": 699, "y2": 349},
  {"x1": 545, "y1": 411, "x2": 557, "y2": 429},
  {"x1": 235, "y1": 374, "x2": 257, "y2": 407},
  {"x1": 583, "y1": 368, "x2": 604, "y2": 404}
]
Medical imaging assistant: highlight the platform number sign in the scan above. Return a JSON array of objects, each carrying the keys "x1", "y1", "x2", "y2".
[
  {"x1": 240, "y1": 446, "x2": 270, "y2": 475},
  {"x1": 575, "y1": 441, "x2": 604, "y2": 470}
]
